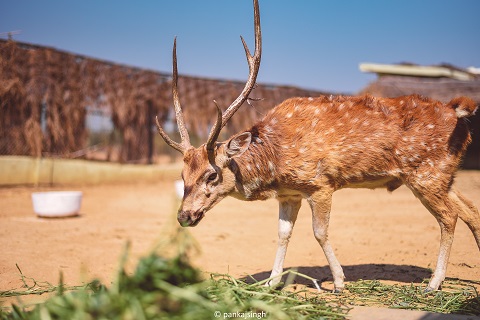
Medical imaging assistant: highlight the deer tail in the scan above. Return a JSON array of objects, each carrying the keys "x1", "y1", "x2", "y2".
[{"x1": 448, "y1": 97, "x2": 478, "y2": 118}]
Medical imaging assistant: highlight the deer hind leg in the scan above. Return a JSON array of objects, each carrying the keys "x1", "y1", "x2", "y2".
[
  {"x1": 267, "y1": 197, "x2": 301, "y2": 287},
  {"x1": 451, "y1": 187, "x2": 480, "y2": 250},
  {"x1": 408, "y1": 183, "x2": 462, "y2": 291},
  {"x1": 308, "y1": 189, "x2": 345, "y2": 293}
]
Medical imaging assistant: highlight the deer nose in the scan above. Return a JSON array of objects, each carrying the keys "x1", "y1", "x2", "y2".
[{"x1": 177, "y1": 210, "x2": 205, "y2": 227}]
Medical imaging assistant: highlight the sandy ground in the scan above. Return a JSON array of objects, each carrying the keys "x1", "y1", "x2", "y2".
[{"x1": 1, "y1": 171, "x2": 479, "y2": 308}]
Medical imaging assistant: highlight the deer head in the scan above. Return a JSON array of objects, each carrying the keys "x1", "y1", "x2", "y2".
[{"x1": 156, "y1": 0, "x2": 261, "y2": 227}]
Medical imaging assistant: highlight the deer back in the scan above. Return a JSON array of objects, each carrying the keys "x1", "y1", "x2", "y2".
[{"x1": 232, "y1": 94, "x2": 476, "y2": 194}]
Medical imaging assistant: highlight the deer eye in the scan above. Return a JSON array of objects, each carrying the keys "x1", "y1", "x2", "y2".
[{"x1": 207, "y1": 172, "x2": 218, "y2": 182}]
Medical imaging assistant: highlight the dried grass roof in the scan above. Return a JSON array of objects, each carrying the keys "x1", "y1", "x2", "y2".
[{"x1": 0, "y1": 39, "x2": 330, "y2": 161}]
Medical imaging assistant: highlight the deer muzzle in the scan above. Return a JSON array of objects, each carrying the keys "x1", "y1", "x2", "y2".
[{"x1": 177, "y1": 209, "x2": 205, "y2": 227}]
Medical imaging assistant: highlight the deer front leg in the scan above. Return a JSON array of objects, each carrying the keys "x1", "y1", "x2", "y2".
[
  {"x1": 267, "y1": 198, "x2": 301, "y2": 287},
  {"x1": 308, "y1": 189, "x2": 345, "y2": 293}
]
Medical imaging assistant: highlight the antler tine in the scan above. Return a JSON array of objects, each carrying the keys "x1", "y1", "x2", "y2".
[
  {"x1": 206, "y1": 101, "x2": 223, "y2": 151},
  {"x1": 219, "y1": 0, "x2": 262, "y2": 129},
  {"x1": 172, "y1": 37, "x2": 192, "y2": 150},
  {"x1": 155, "y1": 38, "x2": 192, "y2": 154},
  {"x1": 155, "y1": 116, "x2": 184, "y2": 153}
]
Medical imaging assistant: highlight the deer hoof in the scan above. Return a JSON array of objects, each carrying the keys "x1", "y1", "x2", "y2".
[
  {"x1": 333, "y1": 287, "x2": 344, "y2": 294},
  {"x1": 265, "y1": 279, "x2": 276, "y2": 287},
  {"x1": 265, "y1": 278, "x2": 283, "y2": 288},
  {"x1": 424, "y1": 286, "x2": 436, "y2": 293}
]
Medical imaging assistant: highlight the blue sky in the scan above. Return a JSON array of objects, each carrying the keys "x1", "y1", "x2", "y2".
[{"x1": 1, "y1": 0, "x2": 479, "y2": 94}]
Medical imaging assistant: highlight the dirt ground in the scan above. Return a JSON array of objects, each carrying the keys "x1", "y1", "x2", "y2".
[{"x1": 1, "y1": 171, "x2": 479, "y2": 307}]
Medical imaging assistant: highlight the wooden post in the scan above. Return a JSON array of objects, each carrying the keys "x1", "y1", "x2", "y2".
[{"x1": 147, "y1": 101, "x2": 154, "y2": 165}]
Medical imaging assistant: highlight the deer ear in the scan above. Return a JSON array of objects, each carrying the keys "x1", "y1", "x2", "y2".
[{"x1": 226, "y1": 132, "x2": 252, "y2": 158}]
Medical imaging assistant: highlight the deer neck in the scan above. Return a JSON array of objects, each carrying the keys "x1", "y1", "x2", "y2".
[{"x1": 228, "y1": 125, "x2": 280, "y2": 201}]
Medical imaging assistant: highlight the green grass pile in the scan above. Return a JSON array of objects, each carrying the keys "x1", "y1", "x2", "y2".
[
  {"x1": 0, "y1": 227, "x2": 348, "y2": 320},
  {"x1": 340, "y1": 279, "x2": 480, "y2": 315},
  {"x1": 0, "y1": 223, "x2": 478, "y2": 319}
]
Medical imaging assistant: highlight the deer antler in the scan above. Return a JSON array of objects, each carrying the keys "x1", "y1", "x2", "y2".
[
  {"x1": 207, "y1": 0, "x2": 262, "y2": 144},
  {"x1": 156, "y1": 38, "x2": 192, "y2": 154},
  {"x1": 156, "y1": 0, "x2": 261, "y2": 153}
]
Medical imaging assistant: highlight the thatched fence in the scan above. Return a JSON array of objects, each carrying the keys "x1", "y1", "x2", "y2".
[{"x1": 0, "y1": 39, "x2": 327, "y2": 163}]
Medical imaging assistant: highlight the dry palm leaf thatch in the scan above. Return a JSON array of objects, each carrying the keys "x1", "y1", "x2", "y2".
[{"x1": 0, "y1": 39, "x2": 330, "y2": 162}]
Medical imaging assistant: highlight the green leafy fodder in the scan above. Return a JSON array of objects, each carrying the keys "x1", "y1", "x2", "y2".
[
  {"x1": 0, "y1": 251, "x2": 207, "y2": 320},
  {"x1": 206, "y1": 273, "x2": 347, "y2": 320},
  {"x1": 0, "y1": 264, "x2": 87, "y2": 299},
  {"x1": 0, "y1": 227, "x2": 348, "y2": 320},
  {"x1": 1, "y1": 219, "x2": 478, "y2": 318},
  {"x1": 339, "y1": 279, "x2": 480, "y2": 315}
]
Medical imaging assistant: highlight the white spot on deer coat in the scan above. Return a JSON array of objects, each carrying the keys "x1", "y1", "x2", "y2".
[
  {"x1": 268, "y1": 161, "x2": 275, "y2": 172},
  {"x1": 325, "y1": 128, "x2": 335, "y2": 135}
]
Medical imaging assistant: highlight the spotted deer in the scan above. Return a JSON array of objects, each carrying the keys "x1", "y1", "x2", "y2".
[{"x1": 156, "y1": 0, "x2": 480, "y2": 292}]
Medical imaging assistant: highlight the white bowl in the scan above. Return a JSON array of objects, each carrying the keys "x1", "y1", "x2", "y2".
[{"x1": 32, "y1": 191, "x2": 83, "y2": 218}]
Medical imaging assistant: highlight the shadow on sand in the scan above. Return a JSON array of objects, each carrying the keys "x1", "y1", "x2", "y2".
[
  {"x1": 241, "y1": 263, "x2": 432, "y2": 289},
  {"x1": 242, "y1": 265, "x2": 480, "y2": 317}
]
